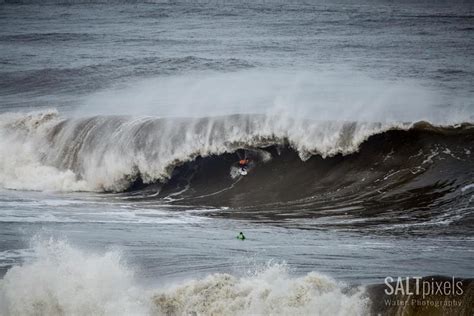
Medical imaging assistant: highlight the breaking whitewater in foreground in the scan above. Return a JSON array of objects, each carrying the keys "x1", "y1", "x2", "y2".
[{"x1": 0, "y1": 239, "x2": 472, "y2": 316}]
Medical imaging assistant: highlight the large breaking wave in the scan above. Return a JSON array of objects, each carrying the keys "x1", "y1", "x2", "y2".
[
  {"x1": 0, "y1": 110, "x2": 473, "y2": 232},
  {"x1": 3, "y1": 110, "x2": 471, "y2": 192},
  {"x1": 0, "y1": 110, "x2": 404, "y2": 192}
]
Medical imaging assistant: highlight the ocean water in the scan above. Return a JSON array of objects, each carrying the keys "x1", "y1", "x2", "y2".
[{"x1": 0, "y1": 0, "x2": 473, "y2": 315}]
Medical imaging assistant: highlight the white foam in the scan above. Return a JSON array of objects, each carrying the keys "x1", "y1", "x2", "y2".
[
  {"x1": 0, "y1": 239, "x2": 368, "y2": 316},
  {"x1": 153, "y1": 263, "x2": 368, "y2": 316},
  {"x1": 461, "y1": 184, "x2": 474, "y2": 192},
  {"x1": 0, "y1": 110, "x2": 411, "y2": 192},
  {"x1": 0, "y1": 205, "x2": 206, "y2": 224},
  {"x1": 0, "y1": 110, "x2": 88, "y2": 192},
  {"x1": 0, "y1": 249, "x2": 34, "y2": 268},
  {"x1": 0, "y1": 239, "x2": 149, "y2": 316}
]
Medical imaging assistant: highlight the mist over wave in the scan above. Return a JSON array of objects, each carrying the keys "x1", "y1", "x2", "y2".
[
  {"x1": 2, "y1": 67, "x2": 472, "y2": 193},
  {"x1": 75, "y1": 69, "x2": 471, "y2": 122}
]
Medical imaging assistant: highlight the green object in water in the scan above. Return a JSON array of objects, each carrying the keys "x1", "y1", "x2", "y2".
[{"x1": 237, "y1": 232, "x2": 246, "y2": 240}]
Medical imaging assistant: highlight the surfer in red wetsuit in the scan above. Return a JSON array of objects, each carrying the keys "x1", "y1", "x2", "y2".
[
  {"x1": 238, "y1": 159, "x2": 250, "y2": 168},
  {"x1": 238, "y1": 159, "x2": 250, "y2": 174}
]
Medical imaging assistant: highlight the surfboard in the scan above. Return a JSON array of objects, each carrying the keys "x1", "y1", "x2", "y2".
[{"x1": 239, "y1": 167, "x2": 248, "y2": 176}]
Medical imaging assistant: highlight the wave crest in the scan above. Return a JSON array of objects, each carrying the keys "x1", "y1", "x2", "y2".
[{"x1": 0, "y1": 111, "x2": 471, "y2": 192}]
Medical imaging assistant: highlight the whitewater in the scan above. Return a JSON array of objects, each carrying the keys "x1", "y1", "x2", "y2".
[{"x1": 0, "y1": 110, "x2": 417, "y2": 192}]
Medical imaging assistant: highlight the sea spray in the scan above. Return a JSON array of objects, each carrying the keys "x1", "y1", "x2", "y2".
[
  {"x1": 0, "y1": 111, "x2": 412, "y2": 192},
  {"x1": 0, "y1": 239, "x2": 368, "y2": 316},
  {"x1": 152, "y1": 263, "x2": 368, "y2": 316},
  {"x1": 0, "y1": 238, "x2": 148, "y2": 315}
]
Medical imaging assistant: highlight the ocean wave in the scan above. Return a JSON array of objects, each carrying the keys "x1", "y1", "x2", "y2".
[
  {"x1": 152, "y1": 264, "x2": 367, "y2": 316},
  {"x1": 0, "y1": 56, "x2": 254, "y2": 96},
  {"x1": 0, "y1": 239, "x2": 148, "y2": 316},
  {"x1": 0, "y1": 32, "x2": 96, "y2": 43},
  {"x1": 0, "y1": 110, "x2": 403, "y2": 192},
  {"x1": 0, "y1": 110, "x2": 472, "y2": 195},
  {"x1": 2, "y1": 239, "x2": 472, "y2": 315},
  {"x1": 0, "y1": 239, "x2": 368, "y2": 316}
]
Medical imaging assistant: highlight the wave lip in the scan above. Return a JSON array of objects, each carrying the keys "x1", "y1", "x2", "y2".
[
  {"x1": 0, "y1": 111, "x2": 473, "y2": 214},
  {"x1": 0, "y1": 111, "x2": 415, "y2": 192}
]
